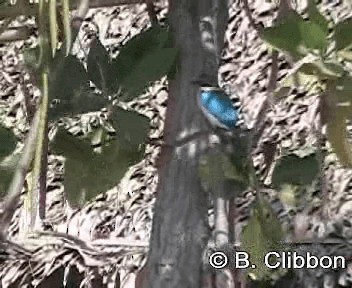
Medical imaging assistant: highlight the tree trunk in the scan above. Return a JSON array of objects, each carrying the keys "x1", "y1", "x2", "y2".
[{"x1": 143, "y1": 1, "x2": 229, "y2": 287}]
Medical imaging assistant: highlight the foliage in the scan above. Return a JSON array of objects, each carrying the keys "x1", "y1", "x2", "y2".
[
  {"x1": 199, "y1": 134, "x2": 251, "y2": 199},
  {"x1": 1, "y1": 0, "x2": 352, "y2": 286},
  {"x1": 262, "y1": 11, "x2": 328, "y2": 58},
  {"x1": 44, "y1": 24, "x2": 174, "y2": 205},
  {"x1": 0, "y1": 125, "x2": 16, "y2": 159},
  {"x1": 271, "y1": 148, "x2": 320, "y2": 207},
  {"x1": 241, "y1": 196, "x2": 285, "y2": 281},
  {"x1": 87, "y1": 38, "x2": 114, "y2": 93},
  {"x1": 0, "y1": 125, "x2": 18, "y2": 196},
  {"x1": 48, "y1": 53, "x2": 106, "y2": 120},
  {"x1": 199, "y1": 151, "x2": 248, "y2": 199},
  {"x1": 111, "y1": 25, "x2": 178, "y2": 100},
  {"x1": 1, "y1": 12, "x2": 177, "y2": 209},
  {"x1": 263, "y1": 1, "x2": 352, "y2": 167},
  {"x1": 51, "y1": 128, "x2": 145, "y2": 207},
  {"x1": 237, "y1": 3, "x2": 352, "y2": 284},
  {"x1": 272, "y1": 149, "x2": 319, "y2": 187},
  {"x1": 112, "y1": 107, "x2": 150, "y2": 147}
]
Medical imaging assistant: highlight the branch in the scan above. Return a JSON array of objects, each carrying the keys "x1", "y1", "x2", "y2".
[
  {"x1": 143, "y1": 0, "x2": 229, "y2": 286},
  {"x1": 0, "y1": 110, "x2": 40, "y2": 240},
  {"x1": 251, "y1": 0, "x2": 292, "y2": 150},
  {"x1": 0, "y1": 0, "x2": 142, "y2": 20},
  {"x1": 4, "y1": 0, "x2": 93, "y2": 236},
  {"x1": 0, "y1": 26, "x2": 34, "y2": 43},
  {"x1": 0, "y1": 0, "x2": 150, "y2": 42}
]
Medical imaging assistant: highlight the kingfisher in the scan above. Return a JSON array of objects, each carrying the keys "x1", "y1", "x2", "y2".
[{"x1": 196, "y1": 83, "x2": 239, "y2": 131}]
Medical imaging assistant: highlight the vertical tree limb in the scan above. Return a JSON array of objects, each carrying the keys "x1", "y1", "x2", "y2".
[
  {"x1": 143, "y1": 1, "x2": 229, "y2": 287},
  {"x1": 0, "y1": 110, "x2": 40, "y2": 240},
  {"x1": 24, "y1": 71, "x2": 49, "y2": 232}
]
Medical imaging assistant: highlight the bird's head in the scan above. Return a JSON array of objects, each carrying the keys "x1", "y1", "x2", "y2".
[
  {"x1": 191, "y1": 74, "x2": 218, "y2": 88},
  {"x1": 192, "y1": 79, "x2": 223, "y2": 94}
]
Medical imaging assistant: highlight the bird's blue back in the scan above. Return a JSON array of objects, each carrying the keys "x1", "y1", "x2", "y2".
[{"x1": 200, "y1": 89, "x2": 238, "y2": 129}]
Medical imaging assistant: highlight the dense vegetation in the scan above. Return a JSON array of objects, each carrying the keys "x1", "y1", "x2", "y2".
[{"x1": 1, "y1": 0, "x2": 352, "y2": 287}]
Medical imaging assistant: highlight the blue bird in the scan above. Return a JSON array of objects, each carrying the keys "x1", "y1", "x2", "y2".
[{"x1": 197, "y1": 85, "x2": 239, "y2": 130}]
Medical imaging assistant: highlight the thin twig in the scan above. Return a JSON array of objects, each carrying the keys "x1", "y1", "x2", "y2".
[
  {"x1": 20, "y1": 78, "x2": 36, "y2": 124},
  {"x1": 38, "y1": 120, "x2": 48, "y2": 220},
  {"x1": 251, "y1": 0, "x2": 292, "y2": 150},
  {"x1": 242, "y1": 0, "x2": 262, "y2": 32},
  {"x1": 268, "y1": 51, "x2": 279, "y2": 93}
]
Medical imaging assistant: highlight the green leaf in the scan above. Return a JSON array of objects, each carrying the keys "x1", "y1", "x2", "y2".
[
  {"x1": 51, "y1": 129, "x2": 144, "y2": 207},
  {"x1": 298, "y1": 21, "x2": 328, "y2": 53},
  {"x1": 0, "y1": 153, "x2": 21, "y2": 197},
  {"x1": 0, "y1": 125, "x2": 16, "y2": 159},
  {"x1": 49, "y1": 53, "x2": 87, "y2": 92},
  {"x1": 0, "y1": 126, "x2": 19, "y2": 196},
  {"x1": 272, "y1": 152, "x2": 319, "y2": 187},
  {"x1": 116, "y1": 25, "x2": 170, "y2": 69},
  {"x1": 48, "y1": 54, "x2": 107, "y2": 120},
  {"x1": 49, "y1": 88, "x2": 107, "y2": 121},
  {"x1": 278, "y1": 71, "x2": 320, "y2": 92},
  {"x1": 241, "y1": 197, "x2": 285, "y2": 280},
  {"x1": 307, "y1": 1, "x2": 329, "y2": 36},
  {"x1": 335, "y1": 18, "x2": 352, "y2": 51},
  {"x1": 227, "y1": 134, "x2": 251, "y2": 185},
  {"x1": 113, "y1": 26, "x2": 167, "y2": 82},
  {"x1": 87, "y1": 38, "x2": 115, "y2": 92},
  {"x1": 120, "y1": 48, "x2": 177, "y2": 100},
  {"x1": 262, "y1": 11, "x2": 328, "y2": 57},
  {"x1": 222, "y1": 179, "x2": 248, "y2": 199},
  {"x1": 112, "y1": 107, "x2": 149, "y2": 147},
  {"x1": 262, "y1": 13, "x2": 303, "y2": 57},
  {"x1": 326, "y1": 105, "x2": 352, "y2": 167},
  {"x1": 300, "y1": 59, "x2": 344, "y2": 78},
  {"x1": 113, "y1": 25, "x2": 177, "y2": 100},
  {"x1": 51, "y1": 128, "x2": 93, "y2": 161},
  {"x1": 199, "y1": 151, "x2": 249, "y2": 198}
]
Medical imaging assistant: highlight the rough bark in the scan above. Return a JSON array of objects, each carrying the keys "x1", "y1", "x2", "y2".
[{"x1": 143, "y1": 1, "x2": 229, "y2": 287}]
